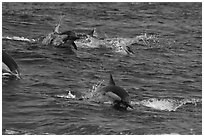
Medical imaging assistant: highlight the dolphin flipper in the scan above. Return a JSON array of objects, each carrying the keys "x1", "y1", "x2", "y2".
[
  {"x1": 127, "y1": 103, "x2": 134, "y2": 109},
  {"x1": 105, "y1": 91, "x2": 134, "y2": 109},
  {"x1": 71, "y1": 42, "x2": 78, "y2": 50},
  {"x1": 126, "y1": 46, "x2": 134, "y2": 54}
]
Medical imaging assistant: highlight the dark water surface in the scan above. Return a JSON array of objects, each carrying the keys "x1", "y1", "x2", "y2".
[{"x1": 2, "y1": 2, "x2": 202, "y2": 135}]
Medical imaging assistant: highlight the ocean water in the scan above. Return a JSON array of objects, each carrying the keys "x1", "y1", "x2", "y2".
[{"x1": 2, "y1": 2, "x2": 202, "y2": 135}]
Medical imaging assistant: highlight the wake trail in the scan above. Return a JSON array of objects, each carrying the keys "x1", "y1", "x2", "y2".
[
  {"x1": 133, "y1": 98, "x2": 202, "y2": 111},
  {"x1": 2, "y1": 36, "x2": 37, "y2": 43}
]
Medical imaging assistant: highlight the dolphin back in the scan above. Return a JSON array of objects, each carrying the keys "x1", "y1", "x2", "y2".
[{"x1": 102, "y1": 85, "x2": 129, "y2": 100}]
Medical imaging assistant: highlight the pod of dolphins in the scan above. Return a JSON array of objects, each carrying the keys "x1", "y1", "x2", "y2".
[
  {"x1": 40, "y1": 16, "x2": 135, "y2": 55},
  {"x1": 2, "y1": 16, "x2": 133, "y2": 111}
]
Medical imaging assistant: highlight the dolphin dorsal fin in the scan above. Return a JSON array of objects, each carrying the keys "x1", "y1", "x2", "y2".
[
  {"x1": 89, "y1": 28, "x2": 99, "y2": 38},
  {"x1": 88, "y1": 29, "x2": 95, "y2": 37},
  {"x1": 109, "y1": 74, "x2": 115, "y2": 85}
]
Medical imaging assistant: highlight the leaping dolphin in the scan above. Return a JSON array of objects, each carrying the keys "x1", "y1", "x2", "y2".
[
  {"x1": 54, "y1": 30, "x2": 79, "y2": 50},
  {"x1": 100, "y1": 74, "x2": 133, "y2": 110},
  {"x1": 42, "y1": 15, "x2": 79, "y2": 50},
  {"x1": 2, "y1": 50, "x2": 21, "y2": 79}
]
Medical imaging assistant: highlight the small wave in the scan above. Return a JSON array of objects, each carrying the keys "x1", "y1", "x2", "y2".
[
  {"x1": 137, "y1": 98, "x2": 202, "y2": 111},
  {"x1": 3, "y1": 128, "x2": 55, "y2": 135},
  {"x1": 155, "y1": 133, "x2": 181, "y2": 135},
  {"x1": 3, "y1": 129, "x2": 32, "y2": 135},
  {"x1": 2, "y1": 36, "x2": 36, "y2": 42}
]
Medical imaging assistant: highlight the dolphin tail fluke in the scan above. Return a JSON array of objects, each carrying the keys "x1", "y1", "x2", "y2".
[{"x1": 109, "y1": 73, "x2": 115, "y2": 85}]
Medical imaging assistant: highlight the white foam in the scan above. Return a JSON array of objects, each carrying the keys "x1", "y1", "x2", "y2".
[
  {"x1": 2, "y1": 36, "x2": 36, "y2": 42},
  {"x1": 139, "y1": 98, "x2": 201, "y2": 111},
  {"x1": 56, "y1": 91, "x2": 76, "y2": 99}
]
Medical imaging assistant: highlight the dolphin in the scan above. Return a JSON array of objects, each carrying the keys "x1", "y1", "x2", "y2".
[
  {"x1": 42, "y1": 15, "x2": 79, "y2": 50},
  {"x1": 54, "y1": 30, "x2": 80, "y2": 50},
  {"x1": 100, "y1": 74, "x2": 133, "y2": 110},
  {"x1": 2, "y1": 50, "x2": 21, "y2": 79}
]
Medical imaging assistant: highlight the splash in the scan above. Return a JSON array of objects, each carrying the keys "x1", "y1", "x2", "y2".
[
  {"x1": 56, "y1": 90, "x2": 76, "y2": 99},
  {"x1": 54, "y1": 80, "x2": 104, "y2": 100},
  {"x1": 90, "y1": 80, "x2": 104, "y2": 93},
  {"x1": 4, "y1": 129, "x2": 25, "y2": 135},
  {"x1": 138, "y1": 98, "x2": 202, "y2": 111},
  {"x1": 3, "y1": 128, "x2": 36, "y2": 135},
  {"x1": 81, "y1": 80, "x2": 113, "y2": 104},
  {"x1": 82, "y1": 80, "x2": 104, "y2": 100},
  {"x1": 55, "y1": 81, "x2": 110, "y2": 104},
  {"x1": 75, "y1": 33, "x2": 158, "y2": 54}
]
